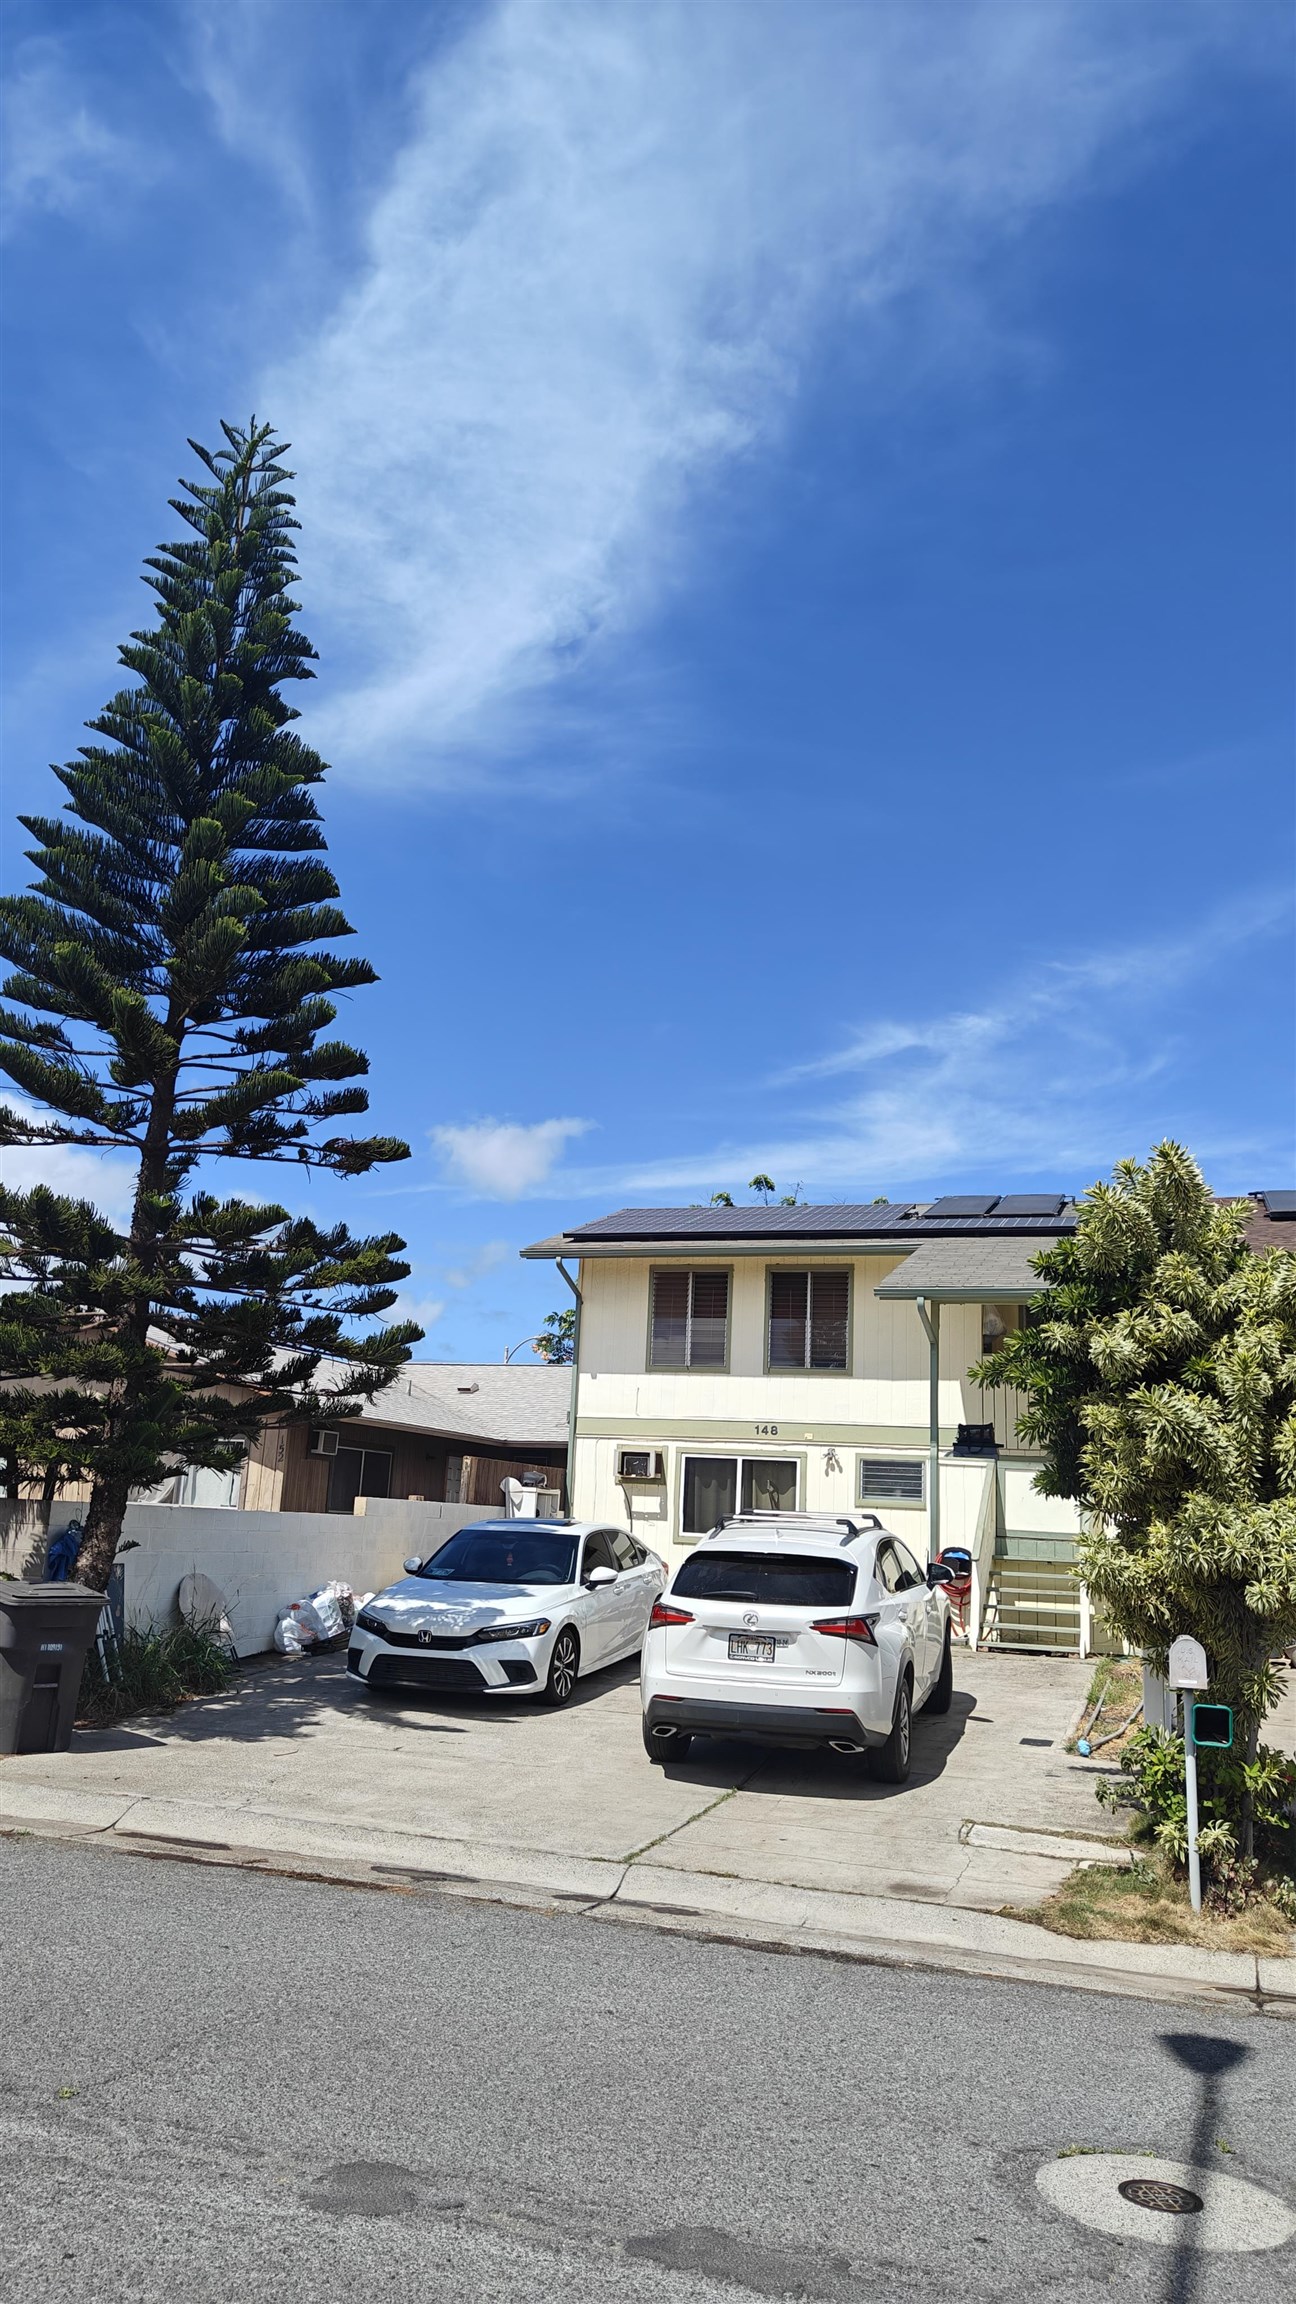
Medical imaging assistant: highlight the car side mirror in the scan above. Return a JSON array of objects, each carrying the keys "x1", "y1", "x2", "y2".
[
  {"x1": 585, "y1": 1564, "x2": 618, "y2": 1588},
  {"x1": 403, "y1": 1557, "x2": 422, "y2": 1574},
  {"x1": 926, "y1": 1562, "x2": 955, "y2": 1586}
]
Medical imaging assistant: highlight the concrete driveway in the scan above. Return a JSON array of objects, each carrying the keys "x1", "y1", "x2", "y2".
[{"x1": 2, "y1": 1644, "x2": 1117, "y2": 1911}]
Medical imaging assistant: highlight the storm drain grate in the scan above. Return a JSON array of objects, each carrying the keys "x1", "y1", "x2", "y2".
[{"x1": 1118, "y1": 2179, "x2": 1203, "y2": 2216}]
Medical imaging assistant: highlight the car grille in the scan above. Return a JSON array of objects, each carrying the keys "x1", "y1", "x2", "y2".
[
  {"x1": 373, "y1": 1624, "x2": 479, "y2": 1650},
  {"x1": 366, "y1": 1655, "x2": 487, "y2": 1693}
]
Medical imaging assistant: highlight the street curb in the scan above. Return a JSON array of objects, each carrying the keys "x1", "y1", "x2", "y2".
[{"x1": 5, "y1": 1777, "x2": 1293, "y2": 2011}]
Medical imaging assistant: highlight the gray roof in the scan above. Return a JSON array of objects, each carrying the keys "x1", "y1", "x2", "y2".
[
  {"x1": 873, "y1": 1237, "x2": 1057, "y2": 1302},
  {"x1": 318, "y1": 1361, "x2": 569, "y2": 1449}
]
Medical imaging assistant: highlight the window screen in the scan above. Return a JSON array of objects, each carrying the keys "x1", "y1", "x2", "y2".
[
  {"x1": 682, "y1": 1456, "x2": 737, "y2": 1533},
  {"x1": 740, "y1": 1459, "x2": 798, "y2": 1513},
  {"x1": 651, "y1": 1270, "x2": 729, "y2": 1368},
  {"x1": 859, "y1": 1456, "x2": 924, "y2": 1504},
  {"x1": 768, "y1": 1270, "x2": 849, "y2": 1369}
]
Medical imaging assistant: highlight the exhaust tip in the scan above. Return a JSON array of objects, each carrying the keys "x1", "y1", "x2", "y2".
[{"x1": 828, "y1": 1737, "x2": 861, "y2": 1753}]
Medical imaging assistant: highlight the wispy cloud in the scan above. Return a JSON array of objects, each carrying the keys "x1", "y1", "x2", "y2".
[
  {"x1": 0, "y1": 1099, "x2": 136, "y2": 1226},
  {"x1": 444, "y1": 1240, "x2": 511, "y2": 1289},
  {"x1": 432, "y1": 1116, "x2": 593, "y2": 1201},
  {"x1": 1, "y1": 38, "x2": 148, "y2": 237},
  {"x1": 390, "y1": 1292, "x2": 446, "y2": 1336},
  {"x1": 266, "y1": 0, "x2": 1252, "y2": 784},
  {"x1": 580, "y1": 893, "x2": 1294, "y2": 1198}
]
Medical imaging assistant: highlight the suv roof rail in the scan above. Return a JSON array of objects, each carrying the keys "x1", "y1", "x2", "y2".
[{"x1": 710, "y1": 1511, "x2": 883, "y2": 1541}]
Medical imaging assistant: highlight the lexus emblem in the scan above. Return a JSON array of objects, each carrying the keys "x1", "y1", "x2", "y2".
[{"x1": 743, "y1": 1612, "x2": 759, "y2": 1628}]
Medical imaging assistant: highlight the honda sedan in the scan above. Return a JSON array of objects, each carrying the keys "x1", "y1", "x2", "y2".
[{"x1": 346, "y1": 1519, "x2": 665, "y2": 1705}]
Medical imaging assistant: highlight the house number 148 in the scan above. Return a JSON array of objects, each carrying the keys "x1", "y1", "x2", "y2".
[{"x1": 754, "y1": 1424, "x2": 779, "y2": 1436}]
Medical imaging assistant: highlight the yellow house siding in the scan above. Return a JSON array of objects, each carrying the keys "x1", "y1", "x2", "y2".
[{"x1": 569, "y1": 1250, "x2": 1084, "y2": 1562}]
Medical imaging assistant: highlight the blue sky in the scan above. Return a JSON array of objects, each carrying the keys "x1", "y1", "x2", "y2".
[{"x1": 2, "y1": 0, "x2": 1293, "y2": 1361}]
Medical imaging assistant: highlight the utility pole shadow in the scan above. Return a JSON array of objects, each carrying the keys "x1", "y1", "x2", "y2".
[{"x1": 1158, "y1": 2032, "x2": 1251, "y2": 2304}]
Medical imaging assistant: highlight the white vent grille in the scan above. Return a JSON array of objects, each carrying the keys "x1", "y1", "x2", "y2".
[{"x1": 858, "y1": 1456, "x2": 923, "y2": 1504}]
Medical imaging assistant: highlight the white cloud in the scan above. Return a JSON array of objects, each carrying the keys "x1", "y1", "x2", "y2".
[
  {"x1": 0, "y1": 1102, "x2": 136, "y2": 1228},
  {"x1": 266, "y1": 0, "x2": 1253, "y2": 783},
  {"x1": 444, "y1": 1240, "x2": 511, "y2": 1289},
  {"x1": 596, "y1": 893, "x2": 1293, "y2": 1197},
  {"x1": 1, "y1": 39, "x2": 145, "y2": 236},
  {"x1": 432, "y1": 1117, "x2": 592, "y2": 1201},
  {"x1": 391, "y1": 1294, "x2": 446, "y2": 1335}
]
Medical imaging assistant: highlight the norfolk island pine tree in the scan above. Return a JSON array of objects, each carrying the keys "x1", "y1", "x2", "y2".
[{"x1": 0, "y1": 421, "x2": 420, "y2": 1592}]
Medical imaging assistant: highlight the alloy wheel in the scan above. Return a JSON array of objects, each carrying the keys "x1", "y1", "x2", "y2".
[{"x1": 548, "y1": 1631, "x2": 578, "y2": 1702}]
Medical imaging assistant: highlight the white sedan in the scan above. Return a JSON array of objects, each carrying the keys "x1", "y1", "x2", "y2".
[{"x1": 346, "y1": 1519, "x2": 665, "y2": 1706}]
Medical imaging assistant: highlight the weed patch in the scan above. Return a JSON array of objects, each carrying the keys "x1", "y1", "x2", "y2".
[
  {"x1": 1005, "y1": 1851, "x2": 1296, "y2": 1957},
  {"x1": 77, "y1": 1620, "x2": 234, "y2": 1727}
]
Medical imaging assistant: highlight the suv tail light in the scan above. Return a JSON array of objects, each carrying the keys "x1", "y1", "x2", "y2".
[
  {"x1": 810, "y1": 1612, "x2": 878, "y2": 1645},
  {"x1": 649, "y1": 1600, "x2": 694, "y2": 1629}
]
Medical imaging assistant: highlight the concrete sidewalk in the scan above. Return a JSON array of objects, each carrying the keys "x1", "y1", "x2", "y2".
[{"x1": 4, "y1": 1646, "x2": 1293, "y2": 2011}]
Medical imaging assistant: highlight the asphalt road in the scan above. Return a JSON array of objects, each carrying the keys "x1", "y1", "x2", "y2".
[{"x1": 2, "y1": 1835, "x2": 1292, "y2": 2304}]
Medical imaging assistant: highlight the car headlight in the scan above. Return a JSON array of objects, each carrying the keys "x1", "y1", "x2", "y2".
[
  {"x1": 355, "y1": 1610, "x2": 389, "y2": 1637},
  {"x1": 472, "y1": 1619, "x2": 551, "y2": 1644}
]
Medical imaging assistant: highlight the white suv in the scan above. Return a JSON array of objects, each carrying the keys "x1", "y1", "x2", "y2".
[{"x1": 640, "y1": 1512, "x2": 954, "y2": 1781}]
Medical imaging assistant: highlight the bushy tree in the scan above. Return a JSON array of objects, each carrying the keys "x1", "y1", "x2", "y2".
[
  {"x1": 533, "y1": 1307, "x2": 575, "y2": 1366},
  {"x1": 977, "y1": 1143, "x2": 1296, "y2": 1857},
  {"x1": 0, "y1": 421, "x2": 419, "y2": 1590}
]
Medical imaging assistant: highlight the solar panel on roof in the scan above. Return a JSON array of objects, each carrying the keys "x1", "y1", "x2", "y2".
[
  {"x1": 923, "y1": 1195, "x2": 999, "y2": 1218},
  {"x1": 1257, "y1": 1191, "x2": 1296, "y2": 1217},
  {"x1": 993, "y1": 1194, "x2": 1069, "y2": 1217}
]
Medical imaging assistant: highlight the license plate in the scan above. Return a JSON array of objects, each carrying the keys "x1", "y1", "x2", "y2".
[{"x1": 728, "y1": 1634, "x2": 776, "y2": 1664}]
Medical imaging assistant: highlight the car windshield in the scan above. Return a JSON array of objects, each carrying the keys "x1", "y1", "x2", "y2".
[
  {"x1": 671, "y1": 1550, "x2": 855, "y2": 1608},
  {"x1": 412, "y1": 1527, "x2": 578, "y2": 1587}
]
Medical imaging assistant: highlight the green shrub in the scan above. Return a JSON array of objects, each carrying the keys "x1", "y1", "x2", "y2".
[
  {"x1": 77, "y1": 1619, "x2": 234, "y2": 1726},
  {"x1": 1098, "y1": 1722, "x2": 1296, "y2": 1884}
]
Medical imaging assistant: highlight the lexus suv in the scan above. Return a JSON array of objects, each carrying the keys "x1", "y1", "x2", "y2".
[{"x1": 640, "y1": 1512, "x2": 954, "y2": 1780}]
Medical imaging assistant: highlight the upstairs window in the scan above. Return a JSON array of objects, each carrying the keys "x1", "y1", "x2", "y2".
[
  {"x1": 768, "y1": 1270, "x2": 850, "y2": 1369},
  {"x1": 650, "y1": 1269, "x2": 730, "y2": 1369}
]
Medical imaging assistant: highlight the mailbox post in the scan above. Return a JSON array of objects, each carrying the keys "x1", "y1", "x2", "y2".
[{"x1": 1167, "y1": 1634, "x2": 1209, "y2": 1914}]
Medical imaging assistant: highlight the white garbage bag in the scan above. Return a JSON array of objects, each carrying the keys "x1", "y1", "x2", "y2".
[
  {"x1": 274, "y1": 1609, "x2": 304, "y2": 1655},
  {"x1": 301, "y1": 1586, "x2": 345, "y2": 1644}
]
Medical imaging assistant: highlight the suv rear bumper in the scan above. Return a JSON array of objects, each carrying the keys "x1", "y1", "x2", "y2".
[{"x1": 645, "y1": 1694, "x2": 882, "y2": 1751}]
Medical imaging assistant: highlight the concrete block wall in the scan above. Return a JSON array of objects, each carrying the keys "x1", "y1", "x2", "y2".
[{"x1": 31, "y1": 1497, "x2": 484, "y2": 1659}]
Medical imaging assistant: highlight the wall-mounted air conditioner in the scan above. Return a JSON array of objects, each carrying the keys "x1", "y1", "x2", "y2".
[
  {"x1": 308, "y1": 1429, "x2": 339, "y2": 1458},
  {"x1": 617, "y1": 1449, "x2": 665, "y2": 1482}
]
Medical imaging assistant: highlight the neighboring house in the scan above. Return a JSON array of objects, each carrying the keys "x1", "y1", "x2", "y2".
[
  {"x1": 523, "y1": 1190, "x2": 1295, "y2": 1652},
  {"x1": 7, "y1": 1362, "x2": 570, "y2": 1520},
  {"x1": 239, "y1": 1361, "x2": 570, "y2": 1516}
]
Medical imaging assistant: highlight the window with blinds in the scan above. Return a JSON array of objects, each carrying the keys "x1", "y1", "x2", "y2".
[
  {"x1": 858, "y1": 1456, "x2": 925, "y2": 1504},
  {"x1": 768, "y1": 1270, "x2": 850, "y2": 1369},
  {"x1": 650, "y1": 1269, "x2": 730, "y2": 1368}
]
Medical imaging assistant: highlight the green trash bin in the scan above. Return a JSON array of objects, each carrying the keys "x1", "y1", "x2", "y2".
[{"x1": 0, "y1": 1582, "x2": 107, "y2": 1755}]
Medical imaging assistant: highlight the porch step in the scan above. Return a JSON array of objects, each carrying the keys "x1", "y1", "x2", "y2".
[{"x1": 982, "y1": 1555, "x2": 1081, "y2": 1654}]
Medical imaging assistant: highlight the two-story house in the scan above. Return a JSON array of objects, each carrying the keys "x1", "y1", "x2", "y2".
[{"x1": 524, "y1": 1194, "x2": 1092, "y2": 1651}]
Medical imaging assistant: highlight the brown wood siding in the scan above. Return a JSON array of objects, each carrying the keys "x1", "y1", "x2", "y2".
[
  {"x1": 241, "y1": 1422, "x2": 287, "y2": 1511},
  {"x1": 459, "y1": 1454, "x2": 567, "y2": 1510},
  {"x1": 280, "y1": 1424, "x2": 331, "y2": 1513}
]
